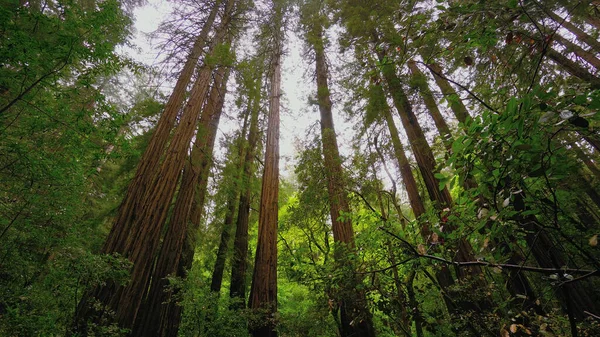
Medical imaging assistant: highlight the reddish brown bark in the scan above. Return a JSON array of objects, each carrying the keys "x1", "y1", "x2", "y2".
[
  {"x1": 132, "y1": 65, "x2": 231, "y2": 337},
  {"x1": 75, "y1": 2, "x2": 231, "y2": 333},
  {"x1": 248, "y1": 7, "x2": 282, "y2": 335},
  {"x1": 210, "y1": 113, "x2": 251, "y2": 294},
  {"x1": 380, "y1": 102, "x2": 427, "y2": 224},
  {"x1": 101, "y1": 0, "x2": 221, "y2": 255},
  {"x1": 374, "y1": 42, "x2": 492, "y2": 327},
  {"x1": 375, "y1": 48, "x2": 453, "y2": 211}
]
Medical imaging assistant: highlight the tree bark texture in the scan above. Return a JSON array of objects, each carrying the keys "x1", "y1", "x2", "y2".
[
  {"x1": 75, "y1": 2, "x2": 232, "y2": 332},
  {"x1": 380, "y1": 98, "x2": 428, "y2": 228},
  {"x1": 101, "y1": 0, "x2": 221, "y2": 255},
  {"x1": 210, "y1": 112, "x2": 251, "y2": 294},
  {"x1": 133, "y1": 65, "x2": 231, "y2": 337},
  {"x1": 375, "y1": 41, "x2": 491, "y2": 323},
  {"x1": 375, "y1": 47, "x2": 453, "y2": 211},
  {"x1": 248, "y1": 7, "x2": 282, "y2": 335}
]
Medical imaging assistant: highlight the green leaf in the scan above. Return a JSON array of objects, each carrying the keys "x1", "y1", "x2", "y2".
[{"x1": 506, "y1": 97, "x2": 518, "y2": 115}]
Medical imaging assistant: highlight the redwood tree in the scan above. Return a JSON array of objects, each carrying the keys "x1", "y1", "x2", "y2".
[
  {"x1": 248, "y1": 1, "x2": 284, "y2": 336},
  {"x1": 74, "y1": 0, "x2": 235, "y2": 332},
  {"x1": 302, "y1": 1, "x2": 376, "y2": 335}
]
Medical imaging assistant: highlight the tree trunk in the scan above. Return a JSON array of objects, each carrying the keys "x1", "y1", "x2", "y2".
[
  {"x1": 85, "y1": 60, "x2": 213, "y2": 331},
  {"x1": 380, "y1": 103, "x2": 427, "y2": 225},
  {"x1": 427, "y1": 62, "x2": 471, "y2": 125},
  {"x1": 210, "y1": 112, "x2": 251, "y2": 294},
  {"x1": 75, "y1": 2, "x2": 234, "y2": 333},
  {"x1": 547, "y1": 10, "x2": 600, "y2": 52},
  {"x1": 101, "y1": 0, "x2": 221, "y2": 256},
  {"x1": 375, "y1": 46, "x2": 453, "y2": 211},
  {"x1": 133, "y1": 64, "x2": 231, "y2": 337},
  {"x1": 312, "y1": 23, "x2": 376, "y2": 337},
  {"x1": 375, "y1": 39, "x2": 492, "y2": 329},
  {"x1": 553, "y1": 33, "x2": 600, "y2": 70},
  {"x1": 571, "y1": 141, "x2": 600, "y2": 179},
  {"x1": 406, "y1": 272, "x2": 425, "y2": 337},
  {"x1": 230, "y1": 68, "x2": 262, "y2": 305},
  {"x1": 423, "y1": 70, "x2": 542, "y2": 314},
  {"x1": 546, "y1": 48, "x2": 600, "y2": 89},
  {"x1": 248, "y1": 4, "x2": 282, "y2": 335},
  {"x1": 521, "y1": 213, "x2": 600, "y2": 320},
  {"x1": 407, "y1": 60, "x2": 453, "y2": 152}
]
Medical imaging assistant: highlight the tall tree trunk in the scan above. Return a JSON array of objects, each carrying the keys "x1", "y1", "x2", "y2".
[
  {"x1": 379, "y1": 103, "x2": 427, "y2": 226},
  {"x1": 546, "y1": 48, "x2": 600, "y2": 89},
  {"x1": 571, "y1": 141, "x2": 600, "y2": 179},
  {"x1": 519, "y1": 211, "x2": 600, "y2": 320},
  {"x1": 133, "y1": 64, "x2": 231, "y2": 337},
  {"x1": 427, "y1": 62, "x2": 471, "y2": 125},
  {"x1": 553, "y1": 33, "x2": 600, "y2": 70},
  {"x1": 374, "y1": 39, "x2": 493, "y2": 332},
  {"x1": 210, "y1": 112, "x2": 251, "y2": 294},
  {"x1": 583, "y1": 134, "x2": 600, "y2": 153},
  {"x1": 248, "y1": 4, "x2": 282, "y2": 335},
  {"x1": 407, "y1": 60, "x2": 453, "y2": 152},
  {"x1": 312, "y1": 22, "x2": 376, "y2": 337},
  {"x1": 75, "y1": 3, "x2": 234, "y2": 332},
  {"x1": 374, "y1": 45, "x2": 453, "y2": 211},
  {"x1": 421, "y1": 65, "x2": 542, "y2": 314},
  {"x1": 230, "y1": 70, "x2": 262, "y2": 305},
  {"x1": 406, "y1": 272, "x2": 425, "y2": 337},
  {"x1": 101, "y1": 0, "x2": 221, "y2": 255},
  {"x1": 547, "y1": 10, "x2": 600, "y2": 52},
  {"x1": 82, "y1": 60, "x2": 214, "y2": 331}
]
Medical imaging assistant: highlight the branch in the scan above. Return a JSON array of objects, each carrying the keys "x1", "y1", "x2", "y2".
[
  {"x1": 358, "y1": 257, "x2": 415, "y2": 274},
  {"x1": 418, "y1": 253, "x2": 598, "y2": 277},
  {"x1": 351, "y1": 188, "x2": 385, "y2": 220},
  {"x1": 584, "y1": 311, "x2": 600, "y2": 322},
  {"x1": 0, "y1": 44, "x2": 74, "y2": 115},
  {"x1": 377, "y1": 226, "x2": 599, "y2": 278}
]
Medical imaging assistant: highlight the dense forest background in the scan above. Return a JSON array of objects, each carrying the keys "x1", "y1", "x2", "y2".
[{"x1": 1, "y1": 0, "x2": 600, "y2": 336}]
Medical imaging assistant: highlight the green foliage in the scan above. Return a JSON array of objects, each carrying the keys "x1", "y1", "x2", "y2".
[
  {"x1": 177, "y1": 269, "x2": 251, "y2": 337},
  {"x1": 0, "y1": 0, "x2": 141, "y2": 335}
]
